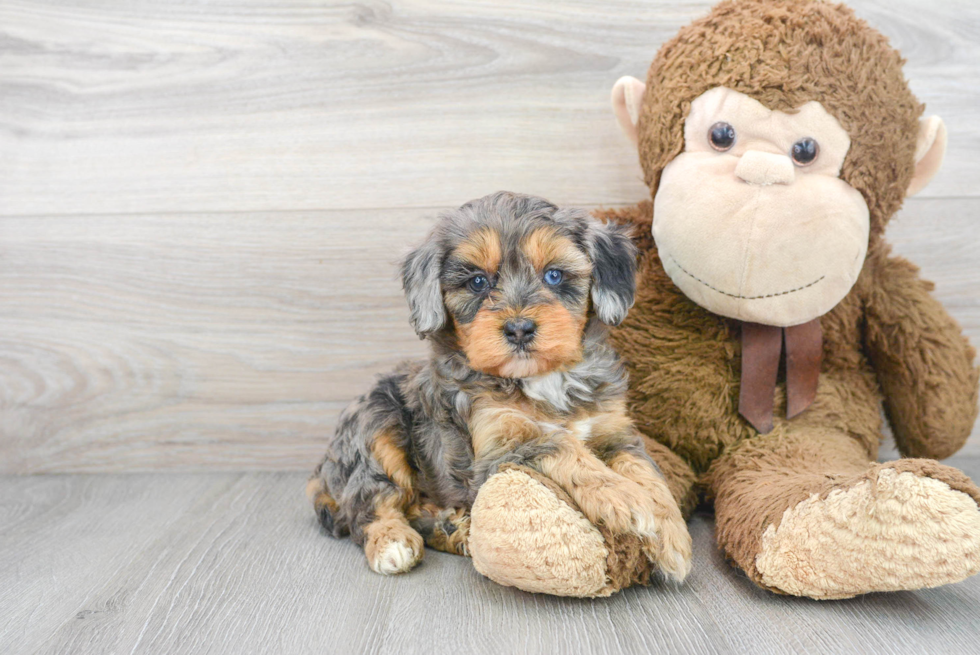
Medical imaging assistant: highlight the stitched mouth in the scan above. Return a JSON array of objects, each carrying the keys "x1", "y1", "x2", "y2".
[{"x1": 667, "y1": 255, "x2": 825, "y2": 300}]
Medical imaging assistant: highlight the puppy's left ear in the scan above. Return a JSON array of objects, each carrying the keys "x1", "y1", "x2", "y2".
[
  {"x1": 401, "y1": 236, "x2": 446, "y2": 338},
  {"x1": 586, "y1": 220, "x2": 637, "y2": 325}
]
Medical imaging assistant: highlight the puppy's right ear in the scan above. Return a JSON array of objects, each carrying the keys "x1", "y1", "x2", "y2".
[
  {"x1": 585, "y1": 220, "x2": 637, "y2": 326},
  {"x1": 401, "y1": 237, "x2": 446, "y2": 338}
]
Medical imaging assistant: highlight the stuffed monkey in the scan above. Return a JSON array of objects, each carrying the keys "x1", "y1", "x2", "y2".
[{"x1": 467, "y1": 0, "x2": 980, "y2": 599}]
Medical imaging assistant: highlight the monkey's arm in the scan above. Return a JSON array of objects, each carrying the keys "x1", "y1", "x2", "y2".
[{"x1": 863, "y1": 245, "x2": 979, "y2": 459}]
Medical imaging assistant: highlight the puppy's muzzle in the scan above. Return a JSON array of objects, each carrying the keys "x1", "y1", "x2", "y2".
[{"x1": 503, "y1": 318, "x2": 536, "y2": 347}]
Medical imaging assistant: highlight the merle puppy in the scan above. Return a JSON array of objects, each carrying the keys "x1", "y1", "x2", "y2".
[{"x1": 308, "y1": 191, "x2": 691, "y2": 580}]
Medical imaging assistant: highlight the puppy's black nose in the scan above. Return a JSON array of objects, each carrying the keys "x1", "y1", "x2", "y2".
[{"x1": 504, "y1": 318, "x2": 536, "y2": 346}]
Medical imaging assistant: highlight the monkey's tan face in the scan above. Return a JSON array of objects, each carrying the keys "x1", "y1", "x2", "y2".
[{"x1": 653, "y1": 87, "x2": 870, "y2": 327}]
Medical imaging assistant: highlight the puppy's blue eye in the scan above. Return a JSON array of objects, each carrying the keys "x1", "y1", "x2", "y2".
[
  {"x1": 468, "y1": 275, "x2": 489, "y2": 292},
  {"x1": 544, "y1": 269, "x2": 563, "y2": 286}
]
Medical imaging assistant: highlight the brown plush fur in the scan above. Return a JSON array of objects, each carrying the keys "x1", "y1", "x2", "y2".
[{"x1": 597, "y1": 0, "x2": 980, "y2": 594}]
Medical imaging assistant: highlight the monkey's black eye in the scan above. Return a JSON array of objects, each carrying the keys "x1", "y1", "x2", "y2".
[
  {"x1": 467, "y1": 275, "x2": 489, "y2": 293},
  {"x1": 708, "y1": 122, "x2": 736, "y2": 151},
  {"x1": 791, "y1": 137, "x2": 819, "y2": 166},
  {"x1": 543, "y1": 269, "x2": 563, "y2": 286}
]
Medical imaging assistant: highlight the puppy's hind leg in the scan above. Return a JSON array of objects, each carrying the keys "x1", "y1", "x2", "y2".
[
  {"x1": 362, "y1": 492, "x2": 425, "y2": 575},
  {"x1": 409, "y1": 504, "x2": 471, "y2": 557},
  {"x1": 306, "y1": 471, "x2": 345, "y2": 536},
  {"x1": 350, "y1": 425, "x2": 426, "y2": 575},
  {"x1": 313, "y1": 424, "x2": 425, "y2": 573}
]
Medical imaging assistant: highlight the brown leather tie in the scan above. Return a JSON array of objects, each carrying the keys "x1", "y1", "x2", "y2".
[{"x1": 738, "y1": 318, "x2": 822, "y2": 434}]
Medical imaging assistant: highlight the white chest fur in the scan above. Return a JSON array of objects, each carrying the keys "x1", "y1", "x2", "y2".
[
  {"x1": 522, "y1": 370, "x2": 584, "y2": 413},
  {"x1": 521, "y1": 370, "x2": 598, "y2": 443}
]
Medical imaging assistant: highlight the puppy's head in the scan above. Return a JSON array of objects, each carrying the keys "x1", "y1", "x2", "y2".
[{"x1": 401, "y1": 191, "x2": 636, "y2": 378}]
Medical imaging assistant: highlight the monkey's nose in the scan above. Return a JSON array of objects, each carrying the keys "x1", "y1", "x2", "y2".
[
  {"x1": 503, "y1": 318, "x2": 536, "y2": 346},
  {"x1": 734, "y1": 151, "x2": 796, "y2": 186}
]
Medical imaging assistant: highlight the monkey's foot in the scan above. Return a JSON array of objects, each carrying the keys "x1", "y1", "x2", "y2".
[
  {"x1": 468, "y1": 465, "x2": 654, "y2": 597},
  {"x1": 755, "y1": 460, "x2": 980, "y2": 599}
]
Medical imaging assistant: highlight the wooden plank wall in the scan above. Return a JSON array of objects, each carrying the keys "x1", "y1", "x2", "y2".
[{"x1": 2, "y1": 0, "x2": 978, "y2": 472}]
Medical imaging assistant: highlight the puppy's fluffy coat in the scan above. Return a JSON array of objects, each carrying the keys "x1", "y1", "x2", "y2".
[{"x1": 308, "y1": 192, "x2": 691, "y2": 579}]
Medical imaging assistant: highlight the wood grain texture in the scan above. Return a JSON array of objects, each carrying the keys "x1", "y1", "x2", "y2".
[
  {"x1": 0, "y1": 209, "x2": 431, "y2": 472},
  {"x1": 2, "y1": 198, "x2": 978, "y2": 472},
  {"x1": 1, "y1": 0, "x2": 979, "y2": 218},
  {"x1": 1, "y1": 1, "x2": 979, "y2": 472},
  {"x1": 2, "y1": 461, "x2": 979, "y2": 654},
  {"x1": 0, "y1": 475, "x2": 227, "y2": 653}
]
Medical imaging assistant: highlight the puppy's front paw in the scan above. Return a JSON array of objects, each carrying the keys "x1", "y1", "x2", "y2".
[
  {"x1": 365, "y1": 524, "x2": 424, "y2": 575},
  {"x1": 601, "y1": 487, "x2": 692, "y2": 582},
  {"x1": 579, "y1": 476, "x2": 659, "y2": 537},
  {"x1": 584, "y1": 483, "x2": 692, "y2": 582},
  {"x1": 583, "y1": 476, "x2": 692, "y2": 583},
  {"x1": 641, "y1": 511, "x2": 692, "y2": 583},
  {"x1": 605, "y1": 451, "x2": 692, "y2": 582}
]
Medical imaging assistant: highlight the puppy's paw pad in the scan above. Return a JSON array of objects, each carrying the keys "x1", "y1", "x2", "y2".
[{"x1": 370, "y1": 538, "x2": 422, "y2": 575}]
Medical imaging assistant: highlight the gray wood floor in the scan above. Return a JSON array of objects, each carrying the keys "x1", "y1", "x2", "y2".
[{"x1": 3, "y1": 457, "x2": 980, "y2": 655}]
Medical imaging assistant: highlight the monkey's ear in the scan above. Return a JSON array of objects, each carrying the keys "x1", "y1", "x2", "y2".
[
  {"x1": 611, "y1": 76, "x2": 646, "y2": 145},
  {"x1": 401, "y1": 238, "x2": 446, "y2": 338},
  {"x1": 586, "y1": 221, "x2": 638, "y2": 326},
  {"x1": 906, "y1": 116, "x2": 947, "y2": 197}
]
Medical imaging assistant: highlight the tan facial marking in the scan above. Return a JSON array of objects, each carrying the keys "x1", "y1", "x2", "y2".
[
  {"x1": 517, "y1": 303, "x2": 586, "y2": 372},
  {"x1": 455, "y1": 227, "x2": 502, "y2": 275},
  {"x1": 456, "y1": 302, "x2": 585, "y2": 378},
  {"x1": 454, "y1": 310, "x2": 514, "y2": 376},
  {"x1": 522, "y1": 227, "x2": 591, "y2": 276},
  {"x1": 451, "y1": 226, "x2": 590, "y2": 379}
]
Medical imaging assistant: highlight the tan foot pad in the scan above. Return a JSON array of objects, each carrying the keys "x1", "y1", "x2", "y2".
[
  {"x1": 756, "y1": 467, "x2": 980, "y2": 599},
  {"x1": 469, "y1": 467, "x2": 615, "y2": 597}
]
